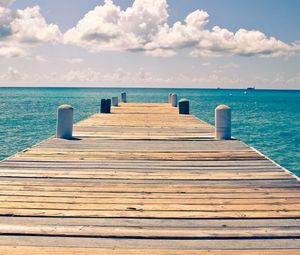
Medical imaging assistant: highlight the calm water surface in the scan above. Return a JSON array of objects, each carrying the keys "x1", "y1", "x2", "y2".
[{"x1": 0, "y1": 87, "x2": 299, "y2": 176}]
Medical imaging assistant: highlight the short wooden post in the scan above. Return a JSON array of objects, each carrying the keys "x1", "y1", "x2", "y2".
[
  {"x1": 56, "y1": 104, "x2": 73, "y2": 139},
  {"x1": 215, "y1": 105, "x2": 231, "y2": 140},
  {"x1": 112, "y1": 97, "x2": 118, "y2": 107},
  {"x1": 171, "y1": 93, "x2": 177, "y2": 107},
  {"x1": 121, "y1": 92, "x2": 127, "y2": 103},
  {"x1": 100, "y1": 99, "x2": 111, "y2": 114},
  {"x1": 168, "y1": 93, "x2": 172, "y2": 103},
  {"x1": 179, "y1": 99, "x2": 190, "y2": 114}
]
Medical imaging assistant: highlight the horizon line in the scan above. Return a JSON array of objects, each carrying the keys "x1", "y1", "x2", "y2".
[{"x1": 0, "y1": 86, "x2": 299, "y2": 91}]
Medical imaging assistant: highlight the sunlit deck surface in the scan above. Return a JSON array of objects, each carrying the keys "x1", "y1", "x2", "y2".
[{"x1": 0, "y1": 102, "x2": 299, "y2": 254}]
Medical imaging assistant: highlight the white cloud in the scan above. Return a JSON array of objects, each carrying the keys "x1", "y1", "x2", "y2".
[
  {"x1": 0, "y1": 5, "x2": 62, "y2": 58},
  {"x1": 34, "y1": 55, "x2": 47, "y2": 62},
  {"x1": 7, "y1": 66, "x2": 21, "y2": 80},
  {"x1": 144, "y1": 48, "x2": 176, "y2": 57},
  {"x1": 0, "y1": 0, "x2": 15, "y2": 7},
  {"x1": 271, "y1": 74, "x2": 285, "y2": 85},
  {"x1": 64, "y1": 0, "x2": 298, "y2": 58},
  {"x1": 1, "y1": 0, "x2": 297, "y2": 60},
  {"x1": 66, "y1": 58, "x2": 84, "y2": 64},
  {"x1": 191, "y1": 27, "x2": 293, "y2": 58},
  {"x1": 0, "y1": 46, "x2": 26, "y2": 57},
  {"x1": 11, "y1": 6, "x2": 62, "y2": 44},
  {"x1": 62, "y1": 67, "x2": 170, "y2": 84},
  {"x1": 0, "y1": 67, "x2": 26, "y2": 81},
  {"x1": 190, "y1": 70, "x2": 240, "y2": 85},
  {"x1": 64, "y1": 0, "x2": 168, "y2": 52},
  {"x1": 221, "y1": 63, "x2": 240, "y2": 69},
  {"x1": 286, "y1": 73, "x2": 300, "y2": 85},
  {"x1": 201, "y1": 62, "x2": 211, "y2": 67}
]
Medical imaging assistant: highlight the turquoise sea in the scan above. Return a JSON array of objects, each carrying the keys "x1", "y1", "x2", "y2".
[{"x1": 0, "y1": 87, "x2": 299, "y2": 176}]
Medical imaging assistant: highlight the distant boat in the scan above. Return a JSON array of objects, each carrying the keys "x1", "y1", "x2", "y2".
[{"x1": 244, "y1": 91, "x2": 248, "y2": 95}]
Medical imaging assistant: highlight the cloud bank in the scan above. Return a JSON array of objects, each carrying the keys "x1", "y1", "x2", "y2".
[
  {"x1": 0, "y1": 5, "x2": 61, "y2": 58},
  {"x1": 0, "y1": 0, "x2": 15, "y2": 7},
  {"x1": 64, "y1": 0, "x2": 298, "y2": 58},
  {"x1": 0, "y1": 0, "x2": 298, "y2": 59}
]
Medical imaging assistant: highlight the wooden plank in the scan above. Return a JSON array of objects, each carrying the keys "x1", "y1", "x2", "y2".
[
  {"x1": 0, "y1": 178, "x2": 297, "y2": 186},
  {"x1": 0, "y1": 183, "x2": 298, "y2": 193},
  {"x1": 1, "y1": 201, "x2": 300, "y2": 211},
  {"x1": 1, "y1": 247, "x2": 300, "y2": 255},
  {"x1": 0, "y1": 236, "x2": 299, "y2": 249},
  {"x1": 0, "y1": 217, "x2": 299, "y2": 228},
  {"x1": 0, "y1": 246, "x2": 299, "y2": 255},
  {"x1": 0, "y1": 208, "x2": 299, "y2": 218},
  {"x1": 0, "y1": 171, "x2": 292, "y2": 180},
  {"x1": 0, "y1": 195, "x2": 299, "y2": 205},
  {"x1": 1, "y1": 190, "x2": 300, "y2": 199},
  {"x1": 0, "y1": 224, "x2": 299, "y2": 238}
]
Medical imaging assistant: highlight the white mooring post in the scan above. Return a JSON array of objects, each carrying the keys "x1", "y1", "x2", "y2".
[
  {"x1": 121, "y1": 92, "x2": 127, "y2": 103},
  {"x1": 112, "y1": 97, "x2": 119, "y2": 107},
  {"x1": 56, "y1": 104, "x2": 74, "y2": 139},
  {"x1": 215, "y1": 104, "x2": 231, "y2": 140},
  {"x1": 168, "y1": 93, "x2": 172, "y2": 103},
  {"x1": 179, "y1": 99, "x2": 190, "y2": 115},
  {"x1": 170, "y1": 93, "x2": 178, "y2": 107}
]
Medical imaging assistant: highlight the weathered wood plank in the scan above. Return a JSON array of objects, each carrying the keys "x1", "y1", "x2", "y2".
[
  {"x1": 0, "y1": 195, "x2": 299, "y2": 205},
  {"x1": 0, "y1": 224, "x2": 299, "y2": 238},
  {"x1": 0, "y1": 247, "x2": 299, "y2": 255},
  {"x1": 0, "y1": 236, "x2": 299, "y2": 249},
  {"x1": 0, "y1": 217, "x2": 299, "y2": 228},
  {"x1": 0, "y1": 208, "x2": 299, "y2": 218}
]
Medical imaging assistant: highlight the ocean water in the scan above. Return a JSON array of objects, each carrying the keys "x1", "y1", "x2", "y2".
[{"x1": 0, "y1": 87, "x2": 299, "y2": 176}]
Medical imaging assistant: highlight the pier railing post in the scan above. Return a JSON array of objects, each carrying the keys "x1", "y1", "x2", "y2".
[
  {"x1": 215, "y1": 105, "x2": 231, "y2": 140},
  {"x1": 56, "y1": 104, "x2": 73, "y2": 139},
  {"x1": 168, "y1": 93, "x2": 172, "y2": 103},
  {"x1": 100, "y1": 99, "x2": 111, "y2": 114},
  {"x1": 121, "y1": 92, "x2": 127, "y2": 103},
  {"x1": 179, "y1": 99, "x2": 190, "y2": 114},
  {"x1": 112, "y1": 97, "x2": 118, "y2": 107},
  {"x1": 171, "y1": 93, "x2": 177, "y2": 107}
]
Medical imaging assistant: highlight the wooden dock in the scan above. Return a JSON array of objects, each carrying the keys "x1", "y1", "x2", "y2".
[{"x1": 0, "y1": 102, "x2": 299, "y2": 254}]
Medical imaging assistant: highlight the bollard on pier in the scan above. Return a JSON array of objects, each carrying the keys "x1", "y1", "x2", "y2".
[
  {"x1": 112, "y1": 97, "x2": 119, "y2": 107},
  {"x1": 215, "y1": 104, "x2": 231, "y2": 140},
  {"x1": 170, "y1": 93, "x2": 178, "y2": 107},
  {"x1": 100, "y1": 99, "x2": 111, "y2": 114},
  {"x1": 121, "y1": 92, "x2": 127, "y2": 103},
  {"x1": 179, "y1": 99, "x2": 190, "y2": 115},
  {"x1": 56, "y1": 104, "x2": 74, "y2": 139},
  {"x1": 168, "y1": 93, "x2": 172, "y2": 103}
]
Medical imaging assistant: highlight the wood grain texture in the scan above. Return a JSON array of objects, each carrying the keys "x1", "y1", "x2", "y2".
[
  {"x1": 1, "y1": 247, "x2": 300, "y2": 255},
  {"x1": 0, "y1": 102, "x2": 299, "y2": 254}
]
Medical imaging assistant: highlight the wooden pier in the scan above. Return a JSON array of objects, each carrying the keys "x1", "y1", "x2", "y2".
[{"x1": 0, "y1": 102, "x2": 299, "y2": 254}]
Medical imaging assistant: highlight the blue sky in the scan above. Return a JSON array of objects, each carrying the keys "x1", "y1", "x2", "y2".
[{"x1": 1, "y1": 0, "x2": 300, "y2": 88}]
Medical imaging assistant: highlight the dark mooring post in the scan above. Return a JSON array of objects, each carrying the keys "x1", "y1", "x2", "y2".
[
  {"x1": 179, "y1": 99, "x2": 190, "y2": 115},
  {"x1": 112, "y1": 97, "x2": 118, "y2": 107},
  {"x1": 121, "y1": 92, "x2": 127, "y2": 103},
  {"x1": 100, "y1": 99, "x2": 111, "y2": 114}
]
